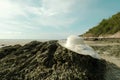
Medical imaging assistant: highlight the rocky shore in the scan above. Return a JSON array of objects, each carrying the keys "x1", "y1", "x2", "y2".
[{"x1": 0, "y1": 40, "x2": 107, "y2": 80}]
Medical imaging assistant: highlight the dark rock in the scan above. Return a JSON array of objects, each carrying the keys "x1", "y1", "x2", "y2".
[
  {"x1": 0, "y1": 40, "x2": 107, "y2": 80},
  {"x1": 0, "y1": 44, "x2": 21, "y2": 59}
]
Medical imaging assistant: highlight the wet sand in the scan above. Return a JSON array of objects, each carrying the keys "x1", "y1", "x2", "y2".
[
  {"x1": 101, "y1": 54, "x2": 120, "y2": 67},
  {"x1": 85, "y1": 40, "x2": 120, "y2": 67},
  {"x1": 85, "y1": 41, "x2": 120, "y2": 46}
]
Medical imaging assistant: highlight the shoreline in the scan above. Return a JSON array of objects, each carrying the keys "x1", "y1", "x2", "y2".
[
  {"x1": 0, "y1": 39, "x2": 49, "y2": 48},
  {"x1": 85, "y1": 40, "x2": 120, "y2": 68}
]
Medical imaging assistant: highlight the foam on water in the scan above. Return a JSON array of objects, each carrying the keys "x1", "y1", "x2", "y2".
[{"x1": 59, "y1": 35, "x2": 100, "y2": 59}]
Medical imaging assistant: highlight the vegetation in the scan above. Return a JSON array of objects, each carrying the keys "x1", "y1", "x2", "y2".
[{"x1": 84, "y1": 12, "x2": 120, "y2": 37}]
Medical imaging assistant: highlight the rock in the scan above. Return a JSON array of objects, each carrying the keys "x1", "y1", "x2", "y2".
[
  {"x1": 0, "y1": 44, "x2": 21, "y2": 59},
  {"x1": 0, "y1": 40, "x2": 107, "y2": 80}
]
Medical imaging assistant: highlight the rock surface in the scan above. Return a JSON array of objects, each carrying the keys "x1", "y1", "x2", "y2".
[{"x1": 0, "y1": 41, "x2": 107, "y2": 80}]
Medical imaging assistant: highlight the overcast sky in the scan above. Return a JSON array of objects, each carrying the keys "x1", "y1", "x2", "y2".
[{"x1": 0, "y1": 0, "x2": 120, "y2": 39}]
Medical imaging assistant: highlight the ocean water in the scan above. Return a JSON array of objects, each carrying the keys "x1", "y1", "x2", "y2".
[{"x1": 0, "y1": 39, "x2": 49, "y2": 48}]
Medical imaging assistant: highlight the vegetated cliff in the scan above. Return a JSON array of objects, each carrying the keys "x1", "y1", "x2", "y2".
[
  {"x1": 0, "y1": 41, "x2": 106, "y2": 80},
  {"x1": 84, "y1": 12, "x2": 120, "y2": 38}
]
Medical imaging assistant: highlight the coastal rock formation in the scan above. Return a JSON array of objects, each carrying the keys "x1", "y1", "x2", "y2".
[{"x1": 0, "y1": 41, "x2": 107, "y2": 80}]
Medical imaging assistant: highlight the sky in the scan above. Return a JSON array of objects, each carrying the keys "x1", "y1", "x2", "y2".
[{"x1": 0, "y1": 0, "x2": 120, "y2": 39}]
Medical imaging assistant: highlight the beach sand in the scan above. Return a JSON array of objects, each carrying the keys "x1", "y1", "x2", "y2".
[
  {"x1": 101, "y1": 54, "x2": 120, "y2": 67},
  {"x1": 85, "y1": 40, "x2": 120, "y2": 80},
  {"x1": 85, "y1": 40, "x2": 120, "y2": 67}
]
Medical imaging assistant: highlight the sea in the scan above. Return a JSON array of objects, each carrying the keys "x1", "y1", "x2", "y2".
[{"x1": 0, "y1": 39, "x2": 49, "y2": 48}]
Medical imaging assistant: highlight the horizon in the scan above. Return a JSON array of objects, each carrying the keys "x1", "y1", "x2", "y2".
[{"x1": 0, "y1": 0, "x2": 120, "y2": 39}]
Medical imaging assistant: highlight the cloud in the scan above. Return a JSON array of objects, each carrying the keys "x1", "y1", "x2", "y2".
[
  {"x1": 0, "y1": 0, "x2": 96, "y2": 39},
  {"x1": 40, "y1": 0, "x2": 75, "y2": 16},
  {"x1": 0, "y1": 31, "x2": 22, "y2": 39},
  {"x1": 0, "y1": 0, "x2": 81, "y2": 27},
  {"x1": 22, "y1": 0, "x2": 78, "y2": 27},
  {"x1": 0, "y1": 31, "x2": 22, "y2": 35},
  {"x1": 0, "y1": 0, "x2": 25, "y2": 19}
]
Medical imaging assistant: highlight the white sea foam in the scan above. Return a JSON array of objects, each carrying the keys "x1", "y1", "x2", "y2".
[{"x1": 59, "y1": 35, "x2": 100, "y2": 59}]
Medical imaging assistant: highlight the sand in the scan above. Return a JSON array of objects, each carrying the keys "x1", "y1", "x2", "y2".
[
  {"x1": 101, "y1": 54, "x2": 120, "y2": 67},
  {"x1": 85, "y1": 40, "x2": 120, "y2": 80}
]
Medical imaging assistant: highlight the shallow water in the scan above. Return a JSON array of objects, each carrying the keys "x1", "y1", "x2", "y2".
[{"x1": 0, "y1": 39, "x2": 49, "y2": 48}]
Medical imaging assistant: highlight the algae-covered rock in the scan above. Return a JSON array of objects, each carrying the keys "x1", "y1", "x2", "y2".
[{"x1": 0, "y1": 41, "x2": 106, "y2": 80}]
